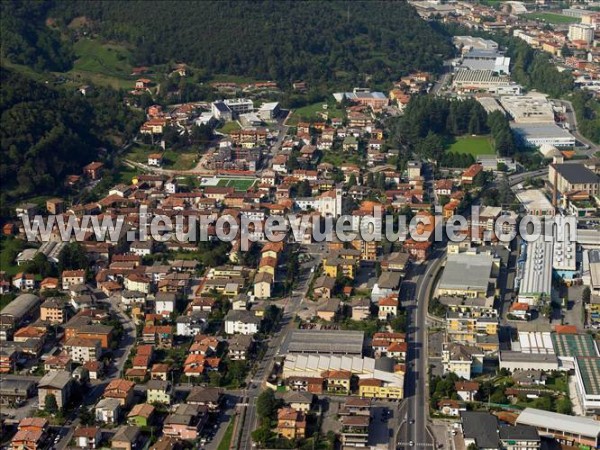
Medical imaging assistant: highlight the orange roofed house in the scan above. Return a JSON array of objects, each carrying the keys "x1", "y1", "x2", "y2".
[
  {"x1": 276, "y1": 407, "x2": 306, "y2": 439},
  {"x1": 103, "y1": 379, "x2": 135, "y2": 407}
]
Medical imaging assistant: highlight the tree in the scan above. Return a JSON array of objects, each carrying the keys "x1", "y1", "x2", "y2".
[
  {"x1": 256, "y1": 389, "x2": 278, "y2": 421},
  {"x1": 582, "y1": 287, "x2": 591, "y2": 305},
  {"x1": 556, "y1": 397, "x2": 572, "y2": 415},
  {"x1": 347, "y1": 173, "x2": 357, "y2": 187},
  {"x1": 78, "y1": 406, "x2": 95, "y2": 425},
  {"x1": 251, "y1": 425, "x2": 272, "y2": 446},
  {"x1": 44, "y1": 393, "x2": 59, "y2": 414},
  {"x1": 467, "y1": 444, "x2": 478, "y2": 450}
]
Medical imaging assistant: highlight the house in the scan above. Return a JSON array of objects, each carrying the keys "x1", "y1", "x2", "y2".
[
  {"x1": 460, "y1": 411, "x2": 500, "y2": 450},
  {"x1": 155, "y1": 292, "x2": 176, "y2": 316},
  {"x1": 227, "y1": 334, "x2": 254, "y2": 360},
  {"x1": 83, "y1": 162, "x2": 104, "y2": 180},
  {"x1": 95, "y1": 397, "x2": 121, "y2": 424},
  {"x1": 224, "y1": 310, "x2": 261, "y2": 335},
  {"x1": 13, "y1": 273, "x2": 36, "y2": 291},
  {"x1": 438, "y1": 399, "x2": 466, "y2": 417},
  {"x1": 351, "y1": 298, "x2": 371, "y2": 321},
  {"x1": 312, "y1": 276, "x2": 335, "y2": 299},
  {"x1": 128, "y1": 403, "x2": 155, "y2": 427},
  {"x1": 38, "y1": 370, "x2": 73, "y2": 410},
  {"x1": 148, "y1": 153, "x2": 163, "y2": 167},
  {"x1": 73, "y1": 426, "x2": 101, "y2": 449},
  {"x1": 281, "y1": 390, "x2": 313, "y2": 413},
  {"x1": 499, "y1": 425, "x2": 541, "y2": 450},
  {"x1": 371, "y1": 272, "x2": 402, "y2": 303},
  {"x1": 253, "y1": 271, "x2": 273, "y2": 299},
  {"x1": 340, "y1": 415, "x2": 370, "y2": 448},
  {"x1": 442, "y1": 343, "x2": 484, "y2": 380},
  {"x1": 163, "y1": 404, "x2": 208, "y2": 441},
  {"x1": 104, "y1": 379, "x2": 135, "y2": 407},
  {"x1": 461, "y1": 164, "x2": 483, "y2": 185},
  {"x1": 64, "y1": 337, "x2": 102, "y2": 363},
  {"x1": 136, "y1": 78, "x2": 152, "y2": 90},
  {"x1": 40, "y1": 297, "x2": 67, "y2": 324},
  {"x1": 146, "y1": 379, "x2": 172, "y2": 405},
  {"x1": 186, "y1": 386, "x2": 223, "y2": 412},
  {"x1": 62, "y1": 270, "x2": 86, "y2": 291},
  {"x1": 125, "y1": 273, "x2": 151, "y2": 294},
  {"x1": 112, "y1": 425, "x2": 141, "y2": 450},
  {"x1": 455, "y1": 381, "x2": 480, "y2": 402},
  {"x1": 378, "y1": 294, "x2": 399, "y2": 320},
  {"x1": 11, "y1": 421, "x2": 46, "y2": 450},
  {"x1": 317, "y1": 298, "x2": 341, "y2": 322},
  {"x1": 321, "y1": 369, "x2": 352, "y2": 394},
  {"x1": 276, "y1": 407, "x2": 307, "y2": 440}
]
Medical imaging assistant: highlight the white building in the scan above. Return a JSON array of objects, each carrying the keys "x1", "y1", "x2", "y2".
[
  {"x1": 257, "y1": 102, "x2": 280, "y2": 121},
  {"x1": 574, "y1": 356, "x2": 600, "y2": 414},
  {"x1": 224, "y1": 310, "x2": 261, "y2": 335},
  {"x1": 568, "y1": 24, "x2": 595, "y2": 44},
  {"x1": 65, "y1": 337, "x2": 102, "y2": 363},
  {"x1": 155, "y1": 292, "x2": 176, "y2": 315},
  {"x1": 517, "y1": 237, "x2": 554, "y2": 306},
  {"x1": 224, "y1": 98, "x2": 254, "y2": 116},
  {"x1": 294, "y1": 189, "x2": 343, "y2": 218}
]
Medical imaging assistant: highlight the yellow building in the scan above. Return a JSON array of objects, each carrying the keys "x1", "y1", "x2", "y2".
[
  {"x1": 321, "y1": 370, "x2": 352, "y2": 394},
  {"x1": 358, "y1": 379, "x2": 403, "y2": 400},
  {"x1": 276, "y1": 407, "x2": 306, "y2": 440}
]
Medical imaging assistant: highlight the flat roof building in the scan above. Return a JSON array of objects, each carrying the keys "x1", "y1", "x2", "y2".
[
  {"x1": 574, "y1": 356, "x2": 600, "y2": 414},
  {"x1": 515, "y1": 189, "x2": 555, "y2": 216},
  {"x1": 511, "y1": 123, "x2": 576, "y2": 148},
  {"x1": 499, "y1": 95, "x2": 554, "y2": 123},
  {"x1": 281, "y1": 330, "x2": 364, "y2": 356},
  {"x1": 516, "y1": 408, "x2": 600, "y2": 448},
  {"x1": 517, "y1": 237, "x2": 554, "y2": 306},
  {"x1": 438, "y1": 252, "x2": 496, "y2": 298}
]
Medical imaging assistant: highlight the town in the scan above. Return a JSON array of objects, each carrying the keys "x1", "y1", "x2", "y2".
[{"x1": 1, "y1": 1, "x2": 600, "y2": 450}]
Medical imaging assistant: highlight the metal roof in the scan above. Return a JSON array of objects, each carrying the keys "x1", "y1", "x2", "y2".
[
  {"x1": 438, "y1": 252, "x2": 494, "y2": 292},
  {"x1": 516, "y1": 408, "x2": 600, "y2": 439},
  {"x1": 282, "y1": 329, "x2": 365, "y2": 355},
  {"x1": 576, "y1": 356, "x2": 600, "y2": 396},
  {"x1": 519, "y1": 238, "x2": 553, "y2": 296}
]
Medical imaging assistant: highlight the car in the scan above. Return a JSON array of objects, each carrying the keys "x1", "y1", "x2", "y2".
[
  {"x1": 409, "y1": 419, "x2": 415, "y2": 424},
  {"x1": 409, "y1": 441, "x2": 414, "y2": 447}
]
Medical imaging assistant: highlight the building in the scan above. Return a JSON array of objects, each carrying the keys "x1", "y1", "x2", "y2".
[
  {"x1": 516, "y1": 408, "x2": 600, "y2": 448},
  {"x1": 438, "y1": 252, "x2": 497, "y2": 298},
  {"x1": 224, "y1": 310, "x2": 261, "y2": 335},
  {"x1": 104, "y1": 379, "x2": 135, "y2": 407},
  {"x1": 146, "y1": 379, "x2": 172, "y2": 405},
  {"x1": 515, "y1": 189, "x2": 555, "y2": 216},
  {"x1": 568, "y1": 24, "x2": 595, "y2": 44},
  {"x1": 257, "y1": 102, "x2": 280, "y2": 121},
  {"x1": 74, "y1": 426, "x2": 102, "y2": 449},
  {"x1": 549, "y1": 163, "x2": 599, "y2": 197},
  {"x1": 574, "y1": 356, "x2": 600, "y2": 414},
  {"x1": 275, "y1": 407, "x2": 306, "y2": 439},
  {"x1": 499, "y1": 425, "x2": 541, "y2": 450},
  {"x1": 38, "y1": 370, "x2": 73, "y2": 410},
  {"x1": 460, "y1": 411, "x2": 500, "y2": 450},
  {"x1": 511, "y1": 123, "x2": 576, "y2": 148},
  {"x1": 452, "y1": 70, "x2": 516, "y2": 93},
  {"x1": 62, "y1": 270, "x2": 86, "y2": 290},
  {"x1": 442, "y1": 343, "x2": 483, "y2": 380},
  {"x1": 40, "y1": 297, "x2": 67, "y2": 324},
  {"x1": 163, "y1": 404, "x2": 208, "y2": 440},
  {"x1": 112, "y1": 425, "x2": 141, "y2": 450},
  {"x1": 64, "y1": 337, "x2": 102, "y2": 363},
  {"x1": 340, "y1": 414, "x2": 370, "y2": 448},
  {"x1": 517, "y1": 238, "x2": 554, "y2": 307},
  {"x1": 224, "y1": 98, "x2": 254, "y2": 117},
  {"x1": 499, "y1": 95, "x2": 554, "y2": 124},
  {"x1": 281, "y1": 329, "x2": 365, "y2": 356},
  {"x1": 211, "y1": 101, "x2": 232, "y2": 121},
  {"x1": 0, "y1": 377, "x2": 36, "y2": 406},
  {"x1": 95, "y1": 397, "x2": 121, "y2": 424}
]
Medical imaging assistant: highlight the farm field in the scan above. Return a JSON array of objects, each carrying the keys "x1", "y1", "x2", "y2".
[
  {"x1": 448, "y1": 135, "x2": 495, "y2": 156},
  {"x1": 125, "y1": 144, "x2": 198, "y2": 170}
]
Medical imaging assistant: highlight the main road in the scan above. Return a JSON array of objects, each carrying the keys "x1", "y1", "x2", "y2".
[{"x1": 398, "y1": 244, "x2": 446, "y2": 450}]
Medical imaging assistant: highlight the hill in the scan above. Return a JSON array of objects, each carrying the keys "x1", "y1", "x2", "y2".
[
  {"x1": 0, "y1": 69, "x2": 143, "y2": 208},
  {"x1": 48, "y1": 1, "x2": 453, "y2": 86}
]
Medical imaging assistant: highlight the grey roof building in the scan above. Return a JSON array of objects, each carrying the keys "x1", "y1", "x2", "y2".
[{"x1": 460, "y1": 411, "x2": 500, "y2": 450}]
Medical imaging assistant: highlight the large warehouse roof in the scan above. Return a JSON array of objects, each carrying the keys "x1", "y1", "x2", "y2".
[
  {"x1": 0, "y1": 294, "x2": 40, "y2": 321},
  {"x1": 438, "y1": 252, "x2": 495, "y2": 292},
  {"x1": 519, "y1": 238, "x2": 553, "y2": 296},
  {"x1": 516, "y1": 408, "x2": 600, "y2": 439},
  {"x1": 551, "y1": 332, "x2": 599, "y2": 358},
  {"x1": 281, "y1": 329, "x2": 365, "y2": 356}
]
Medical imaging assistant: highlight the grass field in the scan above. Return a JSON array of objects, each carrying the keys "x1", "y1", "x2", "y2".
[
  {"x1": 217, "y1": 121, "x2": 242, "y2": 134},
  {"x1": 125, "y1": 144, "x2": 197, "y2": 170},
  {"x1": 216, "y1": 178, "x2": 256, "y2": 191},
  {"x1": 288, "y1": 102, "x2": 345, "y2": 126},
  {"x1": 522, "y1": 12, "x2": 580, "y2": 24},
  {"x1": 69, "y1": 39, "x2": 136, "y2": 89},
  {"x1": 448, "y1": 135, "x2": 495, "y2": 156}
]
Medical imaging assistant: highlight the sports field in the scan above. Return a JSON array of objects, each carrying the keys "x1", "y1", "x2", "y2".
[
  {"x1": 215, "y1": 178, "x2": 256, "y2": 191},
  {"x1": 522, "y1": 12, "x2": 580, "y2": 24},
  {"x1": 448, "y1": 135, "x2": 495, "y2": 156}
]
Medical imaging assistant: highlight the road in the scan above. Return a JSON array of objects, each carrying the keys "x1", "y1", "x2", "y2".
[
  {"x1": 237, "y1": 249, "x2": 320, "y2": 450},
  {"x1": 555, "y1": 99, "x2": 599, "y2": 155},
  {"x1": 397, "y1": 245, "x2": 446, "y2": 450}
]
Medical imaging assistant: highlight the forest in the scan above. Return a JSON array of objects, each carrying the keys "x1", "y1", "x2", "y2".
[
  {"x1": 46, "y1": 1, "x2": 454, "y2": 86},
  {"x1": 0, "y1": 69, "x2": 143, "y2": 206}
]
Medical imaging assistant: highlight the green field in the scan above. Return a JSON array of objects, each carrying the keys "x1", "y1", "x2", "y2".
[
  {"x1": 125, "y1": 144, "x2": 198, "y2": 170},
  {"x1": 69, "y1": 39, "x2": 136, "y2": 89},
  {"x1": 216, "y1": 178, "x2": 256, "y2": 191},
  {"x1": 216, "y1": 419, "x2": 235, "y2": 450},
  {"x1": 288, "y1": 102, "x2": 345, "y2": 125},
  {"x1": 522, "y1": 12, "x2": 580, "y2": 24},
  {"x1": 448, "y1": 135, "x2": 495, "y2": 156},
  {"x1": 217, "y1": 121, "x2": 242, "y2": 134},
  {"x1": 0, "y1": 237, "x2": 26, "y2": 277}
]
